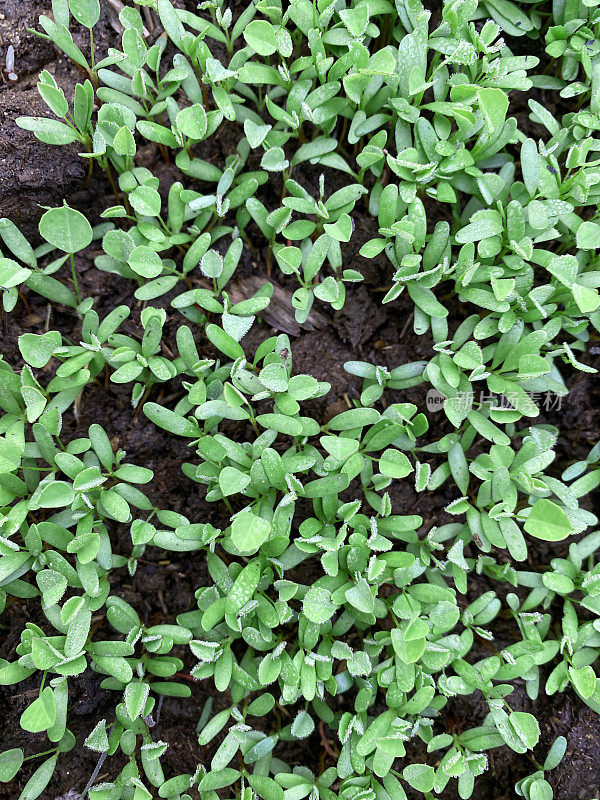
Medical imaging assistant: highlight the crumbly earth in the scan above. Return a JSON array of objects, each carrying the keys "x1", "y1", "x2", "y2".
[{"x1": 0, "y1": 3, "x2": 599, "y2": 799}]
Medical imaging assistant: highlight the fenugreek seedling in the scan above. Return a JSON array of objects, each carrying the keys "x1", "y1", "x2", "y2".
[{"x1": 2, "y1": 0, "x2": 600, "y2": 797}]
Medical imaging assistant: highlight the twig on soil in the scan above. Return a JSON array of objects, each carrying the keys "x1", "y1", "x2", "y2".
[
  {"x1": 17, "y1": 290, "x2": 31, "y2": 315},
  {"x1": 106, "y1": 0, "x2": 150, "y2": 36},
  {"x1": 399, "y1": 312, "x2": 413, "y2": 339},
  {"x1": 142, "y1": 7, "x2": 156, "y2": 34},
  {"x1": 73, "y1": 390, "x2": 83, "y2": 423},
  {"x1": 319, "y1": 721, "x2": 338, "y2": 760},
  {"x1": 174, "y1": 671, "x2": 198, "y2": 684}
]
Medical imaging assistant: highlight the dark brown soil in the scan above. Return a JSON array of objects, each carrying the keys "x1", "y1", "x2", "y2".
[{"x1": 0, "y1": 3, "x2": 599, "y2": 800}]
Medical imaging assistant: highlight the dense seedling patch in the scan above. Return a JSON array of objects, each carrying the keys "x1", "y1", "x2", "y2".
[{"x1": 1, "y1": 0, "x2": 600, "y2": 798}]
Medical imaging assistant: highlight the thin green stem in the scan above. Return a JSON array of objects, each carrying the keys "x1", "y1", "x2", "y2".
[
  {"x1": 23, "y1": 747, "x2": 58, "y2": 762},
  {"x1": 90, "y1": 27, "x2": 95, "y2": 73},
  {"x1": 70, "y1": 253, "x2": 82, "y2": 304}
]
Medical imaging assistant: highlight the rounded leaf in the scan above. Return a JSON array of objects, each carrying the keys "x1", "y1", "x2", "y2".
[
  {"x1": 303, "y1": 586, "x2": 336, "y2": 624},
  {"x1": 403, "y1": 764, "x2": 435, "y2": 792},
  {"x1": 524, "y1": 500, "x2": 572, "y2": 541},
  {"x1": 20, "y1": 687, "x2": 56, "y2": 733},
  {"x1": 244, "y1": 20, "x2": 278, "y2": 56},
  {"x1": 0, "y1": 748, "x2": 24, "y2": 782},
  {"x1": 230, "y1": 511, "x2": 271, "y2": 555},
  {"x1": 39, "y1": 205, "x2": 93, "y2": 253},
  {"x1": 128, "y1": 246, "x2": 163, "y2": 279}
]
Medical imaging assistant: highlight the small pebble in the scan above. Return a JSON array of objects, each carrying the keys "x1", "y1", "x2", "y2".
[
  {"x1": 5, "y1": 43, "x2": 14, "y2": 72},
  {"x1": 4, "y1": 43, "x2": 16, "y2": 80}
]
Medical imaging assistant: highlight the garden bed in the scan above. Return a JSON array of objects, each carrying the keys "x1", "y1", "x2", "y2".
[{"x1": 1, "y1": 1, "x2": 600, "y2": 799}]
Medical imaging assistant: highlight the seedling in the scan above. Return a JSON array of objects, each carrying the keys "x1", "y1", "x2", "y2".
[{"x1": 1, "y1": 0, "x2": 600, "y2": 797}]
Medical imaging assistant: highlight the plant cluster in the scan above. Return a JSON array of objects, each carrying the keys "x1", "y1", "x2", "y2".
[{"x1": 1, "y1": 0, "x2": 600, "y2": 798}]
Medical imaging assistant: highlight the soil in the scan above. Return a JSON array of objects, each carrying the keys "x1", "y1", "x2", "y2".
[{"x1": 0, "y1": 3, "x2": 599, "y2": 800}]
